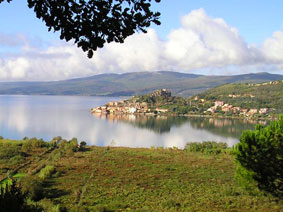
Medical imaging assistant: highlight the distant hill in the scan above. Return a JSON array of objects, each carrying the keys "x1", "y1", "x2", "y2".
[{"x1": 0, "y1": 71, "x2": 283, "y2": 97}]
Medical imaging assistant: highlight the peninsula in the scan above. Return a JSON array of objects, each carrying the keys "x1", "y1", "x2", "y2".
[{"x1": 91, "y1": 80, "x2": 283, "y2": 119}]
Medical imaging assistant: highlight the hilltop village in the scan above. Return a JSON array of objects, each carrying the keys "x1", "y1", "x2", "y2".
[
  {"x1": 91, "y1": 89, "x2": 172, "y2": 115},
  {"x1": 91, "y1": 80, "x2": 283, "y2": 119}
]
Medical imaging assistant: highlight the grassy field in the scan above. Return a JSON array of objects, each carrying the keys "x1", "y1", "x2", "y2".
[{"x1": 0, "y1": 138, "x2": 282, "y2": 211}]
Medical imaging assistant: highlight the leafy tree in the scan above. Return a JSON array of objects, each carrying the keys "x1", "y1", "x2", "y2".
[
  {"x1": 235, "y1": 116, "x2": 283, "y2": 198},
  {"x1": 79, "y1": 141, "x2": 87, "y2": 151},
  {"x1": 0, "y1": 180, "x2": 29, "y2": 212},
  {"x1": 68, "y1": 137, "x2": 79, "y2": 152},
  {"x1": 0, "y1": 0, "x2": 161, "y2": 58}
]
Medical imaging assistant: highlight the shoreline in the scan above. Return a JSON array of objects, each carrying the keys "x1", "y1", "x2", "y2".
[{"x1": 91, "y1": 110, "x2": 277, "y2": 121}]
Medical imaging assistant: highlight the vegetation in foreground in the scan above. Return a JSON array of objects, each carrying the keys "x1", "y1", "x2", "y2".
[
  {"x1": 235, "y1": 116, "x2": 283, "y2": 198},
  {"x1": 0, "y1": 137, "x2": 282, "y2": 211}
]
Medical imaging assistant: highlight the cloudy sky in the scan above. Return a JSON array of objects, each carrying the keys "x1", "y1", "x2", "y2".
[{"x1": 1, "y1": 0, "x2": 283, "y2": 81}]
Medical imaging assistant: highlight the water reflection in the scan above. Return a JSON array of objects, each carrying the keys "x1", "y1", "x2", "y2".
[
  {"x1": 0, "y1": 95, "x2": 265, "y2": 149},
  {"x1": 93, "y1": 113, "x2": 267, "y2": 140},
  {"x1": 92, "y1": 113, "x2": 190, "y2": 134}
]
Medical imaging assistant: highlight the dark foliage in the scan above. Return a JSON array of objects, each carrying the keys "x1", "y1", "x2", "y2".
[
  {"x1": 0, "y1": 0, "x2": 161, "y2": 58},
  {"x1": 0, "y1": 180, "x2": 29, "y2": 212},
  {"x1": 20, "y1": 176, "x2": 43, "y2": 201},
  {"x1": 235, "y1": 116, "x2": 283, "y2": 198}
]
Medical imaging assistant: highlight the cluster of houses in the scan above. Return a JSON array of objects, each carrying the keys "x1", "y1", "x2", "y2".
[
  {"x1": 91, "y1": 100, "x2": 150, "y2": 114},
  {"x1": 206, "y1": 101, "x2": 269, "y2": 116},
  {"x1": 91, "y1": 89, "x2": 171, "y2": 115},
  {"x1": 248, "y1": 80, "x2": 283, "y2": 87},
  {"x1": 91, "y1": 99, "x2": 170, "y2": 115},
  {"x1": 228, "y1": 94, "x2": 255, "y2": 98}
]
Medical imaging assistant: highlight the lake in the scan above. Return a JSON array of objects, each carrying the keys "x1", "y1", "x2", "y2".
[{"x1": 0, "y1": 95, "x2": 266, "y2": 148}]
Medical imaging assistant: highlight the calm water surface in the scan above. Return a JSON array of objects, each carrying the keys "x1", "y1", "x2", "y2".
[{"x1": 0, "y1": 95, "x2": 266, "y2": 148}]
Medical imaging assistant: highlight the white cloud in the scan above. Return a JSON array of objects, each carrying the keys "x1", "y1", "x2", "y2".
[
  {"x1": 0, "y1": 44, "x2": 96, "y2": 81},
  {"x1": 91, "y1": 29, "x2": 166, "y2": 72},
  {"x1": 262, "y1": 31, "x2": 283, "y2": 63},
  {"x1": 1, "y1": 8, "x2": 283, "y2": 81},
  {"x1": 165, "y1": 9, "x2": 262, "y2": 70}
]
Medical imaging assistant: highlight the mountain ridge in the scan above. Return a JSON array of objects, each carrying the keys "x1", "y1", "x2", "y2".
[{"x1": 0, "y1": 71, "x2": 282, "y2": 97}]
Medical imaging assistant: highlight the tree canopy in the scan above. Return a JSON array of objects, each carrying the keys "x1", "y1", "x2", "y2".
[
  {"x1": 235, "y1": 116, "x2": 283, "y2": 198},
  {"x1": 0, "y1": 0, "x2": 161, "y2": 58}
]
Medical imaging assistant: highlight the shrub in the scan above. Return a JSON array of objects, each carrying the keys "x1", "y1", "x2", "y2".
[
  {"x1": 70, "y1": 205, "x2": 89, "y2": 212},
  {"x1": 38, "y1": 198, "x2": 66, "y2": 212},
  {"x1": 38, "y1": 165, "x2": 56, "y2": 181},
  {"x1": 0, "y1": 144, "x2": 20, "y2": 159},
  {"x1": 59, "y1": 138, "x2": 79, "y2": 153},
  {"x1": 20, "y1": 176, "x2": 43, "y2": 201},
  {"x1": 173, "y1": 106, "x2": 189, "y2": 114},
  {"x1": 58, "y1": 139, "x2": 68, "y2": 149},
  {"x1": 235, "y1": 116, "x2": 283, "y2": 198},
  {"x1": 52, "y1": 136, "x2": 62, "y2": 142},
  {"x1": 21, "y1": 138, "x2": 45, "y2": 152},
  {"x1": 185, "y1": 141, "x2": 228, "y2": 154},
  {"x1": 9, "y1": 155, "x2": 25, "y2": 165},
  {"x1": 79, "y1": 141, "x2": 87, "y2": 151},
  {"x1": 69, "y1": 138, "x2": 79, "y2": 152}
]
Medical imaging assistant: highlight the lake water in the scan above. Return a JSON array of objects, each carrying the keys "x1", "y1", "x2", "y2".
[{"x1": 0, "y1": 95, "x2": 266, "y2": 148}]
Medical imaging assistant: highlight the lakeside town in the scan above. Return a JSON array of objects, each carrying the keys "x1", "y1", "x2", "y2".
[
  {"x1": 91, "y1": 86, "x2": 273, "y2": 118},
  {"x1": 91, "y1": 89, "x2": 172, "y2": 115}
]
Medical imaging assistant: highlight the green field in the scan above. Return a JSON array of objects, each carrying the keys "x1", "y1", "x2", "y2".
[{"x1": 0, "y1": 138, "x2": 282, "y2": 211}]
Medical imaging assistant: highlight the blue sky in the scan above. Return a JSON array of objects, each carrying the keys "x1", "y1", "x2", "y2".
[
  {"x1": 1, "y1": 0, "x2": 283, "y2": 81},
  {"x1": 151, "y1": 0, "x2": 283, "y2": 44},
  {"x1": 2, "y1": 0, "x2": 283, "y2": 44}
]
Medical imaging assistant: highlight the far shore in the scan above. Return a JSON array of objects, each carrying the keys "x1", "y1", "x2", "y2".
[{"x1": 91, "y1": 110, "x2": 277, "y2": 122}]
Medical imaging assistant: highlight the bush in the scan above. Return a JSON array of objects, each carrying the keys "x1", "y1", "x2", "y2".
[
  {"x1": 58, "y1": 138, "x2": 79, "y2": 154},
  {"x1": 21, "y1": 138, "x2": 45, "y2": 152},
  {"x1": 69, "y1": 138, "x2": 79, "y2": 152},
  {"x1": 38, "y1": 165, "x2": 56, "y2": 181},
  {"x1": 0, "y1": 144, "x2": 20, "y2": 159},
  {"x1": 70, "y1": 205, "x2": 89, "y2": 212},
  {"x1": 38, "y1": 198, "x2": 66, "y2": 212},
  {"x1": 49, "y1": 136, "x2": 62, "y2": 148},
  {"x1": 79, "y1": 141, "x2": 87, "y2": 151},
  {"x1": 185, "y1": 141, "x2": 228, "y2": 154},
  {"x1": 235, "y1": 116, "x2": 283, "y2": 198},
  {"x1": 9, "y1": 155, "x2": 25, "y2": 165},
  {"x1": 20, "y1": 176, "x2": 43, "y2": 201}
]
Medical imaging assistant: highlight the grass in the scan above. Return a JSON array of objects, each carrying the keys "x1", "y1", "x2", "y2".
[{"x1": 0, "y1": 139, "x2": 282, "y2": 211}]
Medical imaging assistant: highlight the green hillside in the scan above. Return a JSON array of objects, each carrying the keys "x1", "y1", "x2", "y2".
[
  {"x1": 93, "y1": 80, "x2": 283, "y2": 118},
  {"x1": 195, "y1": 81, "x2": 283, "y2": 114},
  {"x1": 0, "y1": 71, "x2": 283, "y2": 97}
]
